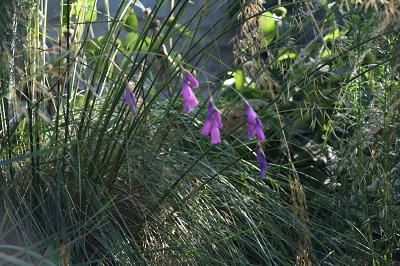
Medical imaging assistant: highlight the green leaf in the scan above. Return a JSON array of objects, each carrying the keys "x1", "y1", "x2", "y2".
[
  {"x1": 321, "y1": 47, "x2": 332, "y2": 58},
  {"x1": 122, "y1": 32, "x2": 139, "y2": 49},
  {"x1": 277, "y1": 47, "x2": 297, "y2": 61},
  {"x1": 84, "y1": 0, "x2": 97, "y2": 21},
  {"x1": 85, "y1": 37, "x2": 102, "y2": 55},
  {"x1": 69, "y1": 0, "x2": 97, "y2": 22},
  {"x1": 122, "y1": 32, "x2": 151, "y2": 51},
  {"x1": 259, "y1": 11, "x2": 276, "y2": 44},
  {"x1": 234, "y1": 69, "x2": 245, "y2": 91},
  {"x1": 323, "y1": 28, "x2": 340, "y2": 42},
  {"x1": 123, "y1": 9, "x2": 138, "y2": 32},
  {"x1": 272, "y1": 7, "x2": 287, "y2": 18}
]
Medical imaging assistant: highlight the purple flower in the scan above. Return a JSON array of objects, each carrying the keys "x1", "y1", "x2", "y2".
[
  {"x1": 246, "y1": 104, "x2": 265, "y2": 141},
  {"x1": 256, "y1": 142, "x2": 267, "y2": 179},
  {"x1": 125, "y1": 86, "x2": 137, "y2": 113},
  {"x1": 181, "y1": 69, "x2": 199, "y2": 113},
  {"x1": 183, "y1": 70, "x2": 199, "y2": 88},
  {"x1": 210, "y1": 126, "x2": 221, "y2": 144},
  {"x1": 201, "y1": 100, "x2": 223, "y2": 144},
  {"x1": 182, "y1": 80, "x2": 199, "y2": 113}
]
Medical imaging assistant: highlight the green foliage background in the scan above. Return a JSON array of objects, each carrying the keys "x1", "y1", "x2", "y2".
[{"x1": 0, "y1": 0, "x2": 399, "y2": 265}]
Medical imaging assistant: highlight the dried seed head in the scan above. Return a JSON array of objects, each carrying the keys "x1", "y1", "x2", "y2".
[
  {"x1": 143, "y1": 7, "x2": 151, "y2": 15},
  {"x1": 63, "y1": 28, "x2": 74, "y2": 39}
]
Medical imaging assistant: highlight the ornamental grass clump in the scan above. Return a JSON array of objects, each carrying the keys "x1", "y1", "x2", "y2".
[
  {"x1": 1, "y1": 1, "x2": 277, "y2": 264},
  {"x1": 3, "y1": 0, "x2": 398, "y2": 265}
]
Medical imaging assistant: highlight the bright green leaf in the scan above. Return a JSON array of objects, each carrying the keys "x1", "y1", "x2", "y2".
[
  {"x1": 323, "y1": 28, "x2": 340, "y2": 42},
  {"x1": 272, "y1": 7, "x2": 287, "y2": 17},
  {"x1": 123, "y1": 11, "x2": 138, "y2": 32},
  {"x1": 122, "y1": 32, "x2": 151, "y2": 51},
  {"x1": 277, "y1": 47, "x2": 297, "y2": 61},
  {"x1": 69, "y1": 0, "x2": 97, "y2": 22},
  {"x1": 234, "y1": 69, "x2": 245, "y2": 91},
  {"x1": 259, "y1": 11, "x2": 276, "y2": 44}
]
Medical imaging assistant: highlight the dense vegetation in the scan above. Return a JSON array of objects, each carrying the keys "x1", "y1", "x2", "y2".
[{"x1": 1, "y1": 0, "x2": 399, "y2": 265}]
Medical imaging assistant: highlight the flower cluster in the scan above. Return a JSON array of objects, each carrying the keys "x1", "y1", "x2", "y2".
[
  {"x1": 201, "y1": 100, "x2": 223, "y2": 144},
  {"x1": 246, "y1": 104, "x2": 267, "y2": 179},
  {"x1": 181, "y1": 70, "x2": 199, "y2": 113},
  {"x1": 179, "y1": 68, "x2": 267, "y2": 179},
  {"x1": 246, "y1": 104, "x2": 265, "y2": 141}
]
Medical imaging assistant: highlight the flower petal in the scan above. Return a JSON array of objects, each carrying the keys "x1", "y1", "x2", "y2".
[
  {"x1": 201, "y1": 119, "x2": 212, "y2": 135},
  {"x1": 183, "y1": 70, "x2": 199, "y2": 88},
  {"x1": 206, "y1": 100, "x2": 213, "y2": 119},
  {"x1": 246, "y1": 104, "x2": 257, "y2": 123},
  {"x1": 213, "y1": 107, "x2": 223, "y2": 128},
  {"x1": 183, "y1": 101, "x2": 191, "y2": 113},
  {"x1": 182, "y1": 80, "x2": 192, "y2": 99},
  {"x1": 210, "y1": 126, "x2": 221, "y2": 144},
  {"x1": 247, "y1": 122, "x2": 255, "y2": 137},
  {"x1": 256, "y1": 143, "x2": 267, "y2": 179},
  {"x1": 255, "y1": 118, "x2": 265, "y2": 141},
  {"x1": 125, "y1": 87, "x2": 137, "y2": 112},
  {"x1": 187, "y1": 96, "x2": 199, "y2": 109},
  {"x1": 182, "y1": 80, "x2": 198, "y2": 112}
]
